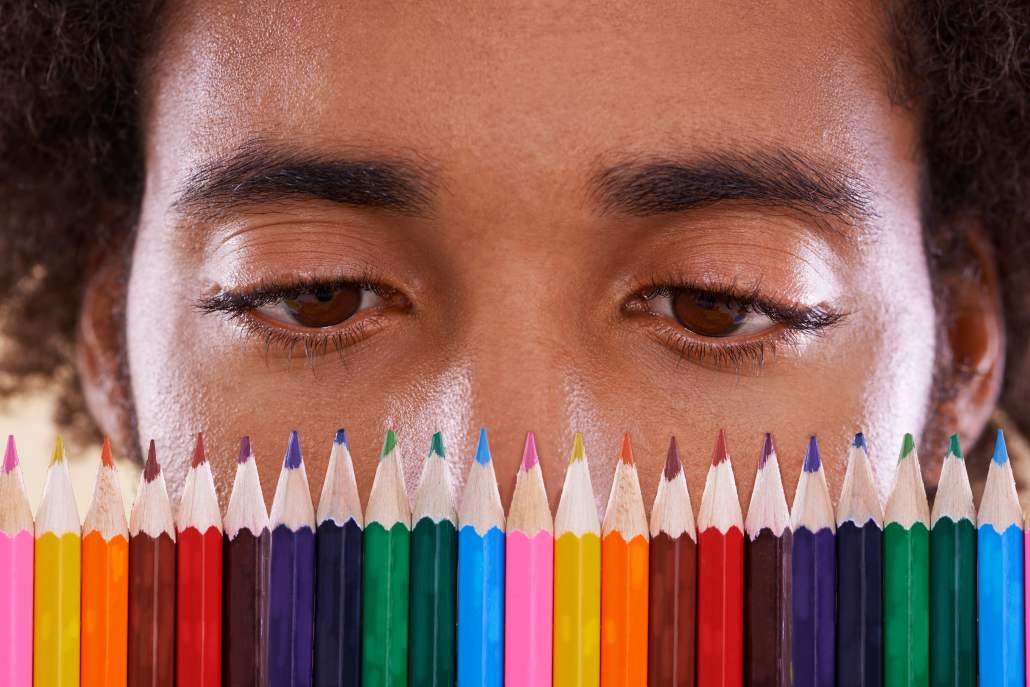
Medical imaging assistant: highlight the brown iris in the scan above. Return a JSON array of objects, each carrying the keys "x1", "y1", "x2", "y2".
[
  {"x1": 671, "y1": 290, "x2": 748, "y2": 337},
  {"x1": 283, "y1": 285, "x2": 363, "y2": 328}
]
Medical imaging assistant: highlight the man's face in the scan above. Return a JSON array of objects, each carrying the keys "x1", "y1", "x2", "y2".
[{"x1": 126, "y1": 0, "x2": 932, "y2": 510}]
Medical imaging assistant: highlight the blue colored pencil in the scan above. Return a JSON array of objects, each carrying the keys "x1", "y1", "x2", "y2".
[
  {"x1": 977, "y1": 429, "x2": 1025, "y2": 687},
  {"x1": 791, "y1": 436, "x2": 836, "y2": 686},
  {"x1": 457, "y1": 428, "x2": 506, "y2": 687},
  {"x1": 314, "y1": 429, "x2": 364, "y2": 687},
  {"x1": 268, "y1": 431, "x2": 317, "y2": 687},
  {"x1": 836, "y1": 432, "x2": 882, "y2": 687}
]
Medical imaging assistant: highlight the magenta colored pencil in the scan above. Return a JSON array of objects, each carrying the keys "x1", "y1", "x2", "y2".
[
  {"x1": 0, "y1": 435, "x2": 34, "y2": 687},
  {"x1": 505, "y1": 432, "x2": 554, "y2": 687}
]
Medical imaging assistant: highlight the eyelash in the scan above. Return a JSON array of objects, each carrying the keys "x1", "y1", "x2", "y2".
[{"x1": 626, "y1": 277, "x2": 846, "y2": 370}]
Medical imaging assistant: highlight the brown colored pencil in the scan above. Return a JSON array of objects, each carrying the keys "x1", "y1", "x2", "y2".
[
  {"x1": 128, "y1": 441, "x2": 177, "y2": 687},
  {"x1": 647, "y1": 436, "x2": 696, "y2": 686}
]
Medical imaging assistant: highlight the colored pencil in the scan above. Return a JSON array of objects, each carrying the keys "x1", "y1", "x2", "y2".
[
  {"x1": 505, "y1": 431, "x2": 554, "y2": 687},
  {"x1": 647, "y1": 436, "x2": 696, "y2": 687},
  {"x1": 34, "y1": 435, "x2": 81, "y2": 687},
  {"x1": 128, "y1": 441, "x2": 176, "y2": 686},
  {"x1": 0, "y1": 435, "x2": 33, "y2": 687},
  {"x1": 553, "y1": 432, "x2": 602, "y2": 687},
  {"x1": 600, "y1": 433, "x2": 649, "y2": 687},
  {"x1": 836, "y1": 432, "x2": 883, "y2": 687},
  {"x1": 361, "y1": 430, "x2": 411, "y2": 687},
  {"x1": 743, "y1": 433, "x2": 791, "y2": 686},
  {"x1": 222, "y1": 436, "x2": 270, "y2": 687},
  {"x1": 883, "y1": 433, "x2": 930, "y2": 687},
  {"x1": 977, "y1": 430, "x2": 1025, "y2": 686},
  {"x1": 457, "y1": 428, "x2": 505, "y2": 687},
  {"x1": 696, "y1": 429, "x2": 744, "y2": 687},
  {"x1": 315, "y1": 429, "x2": 364, "y2": 687},
  {"x1": 81, "y1": 438, "x2": 129, "y2": 687},
  {"x1": 176, "y1": 433, "x2": 223, "y2": 687},
  {"x1": 267, "y1": 431, "x2": 317, "y2": 687},
  {"x1": 929, "y1": 434, "x2": 975, "y2": 687},
  {"x1": 409, "y1": 431, "x2": 458, "y2": 687},
  {"x1": 791, "y1": 436, "x2": 836, "y2": 686}
]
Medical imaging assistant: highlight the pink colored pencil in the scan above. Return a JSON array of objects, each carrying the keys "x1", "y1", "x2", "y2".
[
  {"x1": 0, "y1": 435, "x2": 34, "y2": 687},
  {"x1": 505, "y1": 432, "x2": 554, "y2": 687}
]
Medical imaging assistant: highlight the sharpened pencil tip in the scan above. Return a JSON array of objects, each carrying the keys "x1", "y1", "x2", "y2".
[
  {"x1": 853, "y1": 432, "x2": 866, "y2": 450},
  {"x1": 100, "y1": 436, "x2": 114, "y2": 468},
  {"x1": 758, "y1": 433, "x2": 775, "y2": 469},
  {"x1": 664, "y1": 436, "x2": 682, "y2": 481},
  {"x1": 620, "y1": 432, "x2": 634, "y2": 465},
  {"x1": 430, "y1": 431, "x2": 446, "y2": 459},
  {"x1": 380, "y1": 430, "x2": 397, "y2": 459},
  {"x1": 570, "y1": 432, "x2": 586, "y2": 463},
  {"x1": 948, "y1": 433, "x2": 963, "y2": 460},
  {"x1": 335, "y1": 428, "x2": 348, "y2": 448},
  {"x1": 899, "y1": 433, "x2": 916, "y2": 461},
  {"x1": 521, "y1": 431, "x2": 539, "y2": 471},
  {"x1": 284, "y1": 431, "x2": 302, "y2": 469},
  {"x1": 238, "y1": 436, "x2": 252, "y2": 464},
  {"x1": 993, "y1": 429, "x2": 1008, "y2": 465},
  {"x1": 712, "y1": 429, "x2": 729, "y2": 465},
  {"x1": 474, "y1": 428, "x2": 492, "y2": 465},
  {"x1": 803, "y1": 435, "x2": 821, "y2": 472},
  {"x1": 50, "y1": 435, "x2": 66, "y2": 466},
  {"x1": 144, "y1": 440, "x2": 161, "y2": 482},
  {"x1": 3, "y1": 435, "x2": 17, "y2": 473},
  {"x1": 191, "y1": 432, "x2": 207, "y2": 468}
]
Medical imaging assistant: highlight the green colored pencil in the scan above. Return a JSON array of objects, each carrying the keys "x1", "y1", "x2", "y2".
[
  {"x1": 929, "y1": 434, "x2": 976, "y2": 687},
  {"x1": 362, "y1": 430, "x2": 412, "y2": 687},
  {"x1": 409, "y1": 432, "x2": 458, "y2": 686},
  {"x1": 884, "y1": 433, "x2": 930, "y2": 687}
]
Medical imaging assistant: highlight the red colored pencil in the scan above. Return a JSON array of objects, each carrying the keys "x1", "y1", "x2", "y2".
[
  {"x1": 176, "y1": 433, "x2": 223, "y2": 687},
  {"x1": 696, "y1": 430, "x2": 745, "y2": 687}
]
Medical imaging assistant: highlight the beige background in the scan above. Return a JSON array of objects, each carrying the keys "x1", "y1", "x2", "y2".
[{"x1": 2, "y1": 389, "x2": 137, "y2": 516}]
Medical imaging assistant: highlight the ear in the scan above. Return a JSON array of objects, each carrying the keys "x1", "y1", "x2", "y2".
[
  {"x1": 77, "y1": 251, "x2": 136, "y2": 459},
  {"x1": 935, "y1": 221, "x2": 1005, "y2": 444}
]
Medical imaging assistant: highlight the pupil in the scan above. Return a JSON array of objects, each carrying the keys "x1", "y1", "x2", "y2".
[{"x1": 671, "y1": 291, "x2": 744, "y2": 338}]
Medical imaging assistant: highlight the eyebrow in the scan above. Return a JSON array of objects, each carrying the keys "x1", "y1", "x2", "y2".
[
  {"x1": 173, "y1": 141, "x2": 434, "y2": 219},
  {"x1": 593, "y1": 149, "x2": 876, "y2": 225}
]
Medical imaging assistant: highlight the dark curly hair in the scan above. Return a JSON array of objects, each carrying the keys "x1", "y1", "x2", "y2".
[{"x1": 0, "y1": 1, "x2": 1028, "y2": 452}]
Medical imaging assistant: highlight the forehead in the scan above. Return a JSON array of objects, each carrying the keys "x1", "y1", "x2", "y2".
[{"x1": 146, "y1": 1, "x2": 901, "y2": 189}]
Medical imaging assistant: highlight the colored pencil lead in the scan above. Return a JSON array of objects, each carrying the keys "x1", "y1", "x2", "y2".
[{"x1": 522, "y1": 430, "x2": 540, "y2": 471}]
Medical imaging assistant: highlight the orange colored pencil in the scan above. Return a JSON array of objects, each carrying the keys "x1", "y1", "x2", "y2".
[
  {"x1": 600, "y1": 433, "x2": 649, "y2": 686},
  {"x1": 81, "y1": 438, "x2": 129, "y2": 687}
]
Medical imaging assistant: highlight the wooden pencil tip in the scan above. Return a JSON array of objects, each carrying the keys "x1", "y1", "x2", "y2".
[
  {"x1": 620, "y1": 432, "x2": 634, "y2": 465},
  {"x1": 803, "y1": 435, "x2": 821, "y2": 472},
  {"x1": 899, "y1": 433, "x2": 916, "y2": 462},
  {"x1": 521, "y1": 431, "x2": 539, "y2": 471},
  {"x1": 712, "y1": 429, "x2": 729, "y2": 465},
  {"x1": 191, "y1": 432, "x2": 207, "y2": 468},
  {"x1": 570, "y1": 432, "x2": 586, "y2": 463},
  {"x1": 334, "y1": 428, "x2": 348, "y2": 448},
  {"x1": 3, "y1": 434, "x2": 17, "y2": 473},
  {"x1": 144, "y1": 440, "x2": 161, "y2": 482},
  {"x1": 100, "y1": 436, "x2": 114, "y2": 468},
  {"x1": 474, "y1": 427, "x2": 491, "y2": 465},
  {"x1": 380, "y1": 429, "x2": 397, "y2": 460},
  {"x1": 50, "y1": 435, "x2": 66, "y2": 466},
  {"x1": 853, "y1": 431, "x2": 866, "y2": 450},
  {"x1": 948, "y1": 433, "x2": 963, "y2": 459},
  {"x1": 238, "y1": 436, "x2": 252, "y2": 464},
  {"x1": 664, "y1": 436, "x2": 682, "y2": 480},
  {"x1": 758, "y1": 433, "x2": 775, "y2": 468},
  {"x1": 284, "y1": 430, "x2": 303, "y2": 469},
  {"x1": 993, "y1": 429, "x2": 1008, "y2": 465},
  {"x1": 429, "y1": 431, "x2": 446, "y2": 459}
]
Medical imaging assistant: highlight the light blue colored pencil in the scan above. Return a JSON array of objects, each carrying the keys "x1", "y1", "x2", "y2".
[
  {"x1": 977, "y1": 429, "x2": 1025, "y2": 687},
  {"x1": 457, "y1": 428, "x2": 505, "y2": 687}
]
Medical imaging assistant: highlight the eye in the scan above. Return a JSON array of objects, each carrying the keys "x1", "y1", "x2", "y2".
[
  {"x1": 254, "y1": 284, "x2": 383, "y2": 329},
  {"x1": 647, "y1": 289, "x2": 777, "y2": 338}
]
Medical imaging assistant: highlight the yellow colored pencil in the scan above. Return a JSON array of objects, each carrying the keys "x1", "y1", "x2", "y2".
[
  {"x1": 553, "y1": 432, "x2": 601, "y2": 687},
  {"x1": 34, "y1": 436, "x2": 82, "y2": 687}
]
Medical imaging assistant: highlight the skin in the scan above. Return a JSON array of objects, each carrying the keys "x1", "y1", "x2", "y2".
[{"x1": 80, "y1": 0, "x2": 1003, "y2": 512}]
